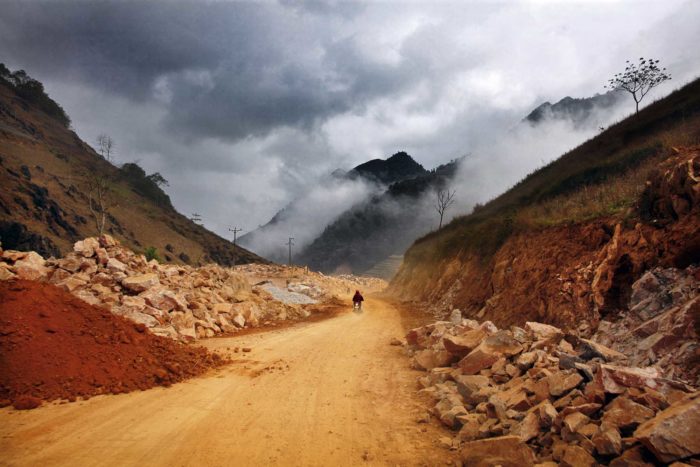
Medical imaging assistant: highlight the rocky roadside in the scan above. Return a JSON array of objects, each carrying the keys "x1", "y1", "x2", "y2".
[
  {"x1": 0, "y1": 236, "x2": 386, "y2": 341},
  {"x1": 403, "y1": 303, "x2": 699, "y2": 465},
  {"x1": 0, "y1": 279, "x2": 227, "y2": 409}
]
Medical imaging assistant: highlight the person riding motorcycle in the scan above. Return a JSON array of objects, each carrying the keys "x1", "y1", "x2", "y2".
[{"x1": 352, "y1": 290, "x2": 364, "y2": 310}]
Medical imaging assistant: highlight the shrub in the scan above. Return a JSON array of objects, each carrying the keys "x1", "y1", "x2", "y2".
[{"x1": 144, "y1": 246, "x2": 161, "y2": 263}]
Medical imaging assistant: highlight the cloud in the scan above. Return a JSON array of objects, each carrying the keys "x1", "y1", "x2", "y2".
[
  {"x1": 238, "y1": 176, "x2": 376, "y2": 261},
  {"x1": 0, "y1": 0, "x2": 698, "y2": 254}
]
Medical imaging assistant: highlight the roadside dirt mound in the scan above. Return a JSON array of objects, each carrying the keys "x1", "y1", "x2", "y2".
[{"x1": 0, "y1": 280, "x2": 226, "y2": 409}]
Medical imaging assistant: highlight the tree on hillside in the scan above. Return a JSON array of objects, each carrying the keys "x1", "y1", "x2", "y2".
[
  {"x1": 0, "y1": 63, "x2": 71, "y2": 128},
  {"x1": 435, "y1": 189, "x2": 456, "y2": 229},
  {"x1": 605, "y1": 57, "x2": 671, "y2": 114},
  {"x1": 97, "y1": 134, "x2": 115, "y2": 162},
  {"x1": 147, "y1": 172, "x2": 169, "y2": 187},
  {"x1": 84, "y1": 134, "x2": 117, "y2": 236}
]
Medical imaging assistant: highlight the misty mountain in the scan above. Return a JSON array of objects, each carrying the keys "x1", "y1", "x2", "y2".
[
  {"x1": 238, "y1": 151, "x2": 430, "y2": 263},
  {"x1": 347, "y1": 151, "x2": 427, "y2": 184},
  {"x1": 296, "y1": 159, "x2": 460, "y2": 275},
  {"x1": 525, "y1": 89, "x2": 625, "y2": 128}
]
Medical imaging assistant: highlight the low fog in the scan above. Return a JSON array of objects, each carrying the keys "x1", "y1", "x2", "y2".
[
  {"x1": 447, "y1": 97, "x2": 637, "y2": 219},
  {"x1": 238, "y1": 175, "x2": 376, "y2": 262}
]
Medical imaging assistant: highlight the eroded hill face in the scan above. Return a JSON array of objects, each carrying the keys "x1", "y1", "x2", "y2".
[
  {"x1": 390, "y1": 147, "x2": 700, "y2": 333},
  {"x1": 0, "y1": 78, "x2": 264, "y2": 266}
]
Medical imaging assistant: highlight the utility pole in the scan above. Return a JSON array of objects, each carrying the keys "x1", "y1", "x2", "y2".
[
  {"x1": 228, "y1": 226, "x2": 243, "y2": 267},
  {"x1": 285, "y1": 237, "x2": 295, "y2": 267}
]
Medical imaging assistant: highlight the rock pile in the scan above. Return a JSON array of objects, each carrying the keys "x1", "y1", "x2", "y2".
[
  {"x1": 0, "y1": 280, "x2": 226, "y2": 409},
  {"x1": 405, "y1": 316, "x2": 699, "y2": 466},
  {"x1": 0, "y1": 236, "x2": 382, "y2": 341},
  {"x1": 593, "y1": 266, "x2": 699, "y2": 386},
  {"x1": 235, "y1": 263, "x2": 386, "y2": 297}
]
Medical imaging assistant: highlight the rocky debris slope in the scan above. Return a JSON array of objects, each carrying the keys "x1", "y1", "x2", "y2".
[
  {"x1": 403, "y1": 313, "x2": 699, "y2": 466},
  {"x1": 592, "y1": 266, "x2": 699, "y2": 386},
  {"x1": 0, "y1": 280, "x2": 226, "y2": 410},
  {"x1": 0, "y1": 237, "x2": 386, "y2": 341}
]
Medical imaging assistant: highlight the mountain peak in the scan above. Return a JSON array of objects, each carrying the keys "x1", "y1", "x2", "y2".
[
  {"x1": 524, "y1": 90, "x2": 625, "y2": 126},
  {"x1": 349, "y1": 151, "x2": 427, "y2": 185}
]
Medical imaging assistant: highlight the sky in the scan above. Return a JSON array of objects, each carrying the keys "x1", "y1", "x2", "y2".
[{"x1": 1, "y1": 0, "x2": 699, "y2": 251}]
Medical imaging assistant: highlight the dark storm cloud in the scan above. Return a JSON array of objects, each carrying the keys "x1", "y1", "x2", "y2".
[
  {"x1": 0, "y1": 0, "x2": 422, "y2": 142},
  {"x1": 1, "y1": 0, "x2": 698, "y2": 245}
]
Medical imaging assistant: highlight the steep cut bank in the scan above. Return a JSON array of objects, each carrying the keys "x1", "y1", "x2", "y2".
[
  {"x1": 0, "y1": 65, "x2": 264, "y2": 266},
  {"x1": 392, "y1": 148, "x2": 699, "y2": 330},
  {"x1": 390, "y1": 78, "x2": 700, "y2": 332},
  {"x1": 0, "y1": 280, "x2": 225, "y2": 409}
]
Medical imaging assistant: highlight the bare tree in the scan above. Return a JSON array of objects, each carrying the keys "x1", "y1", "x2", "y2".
[
  {"x1": 86, "y1": 174, "x2": 115, "y2": 236},
  {"x1": 83, "y1": 135, "x2": 117, "y2": 236},
  {"x1": 605, "y1": 57, "x2": 671, "y2": 114},
  {"x1": 96, "y1": 134, "x2": 115, "y2": 162},
  {"x1": 434, "y1": 189, "x2": 456, "y2": 229}
]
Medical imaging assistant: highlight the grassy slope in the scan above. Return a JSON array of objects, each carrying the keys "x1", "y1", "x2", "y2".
[
  {"x1": 0, "y1": 83, "x2": 267, "y2": 265},
  {"x1": 402, "y1": 78, "x2": 700, "y2": 269}
]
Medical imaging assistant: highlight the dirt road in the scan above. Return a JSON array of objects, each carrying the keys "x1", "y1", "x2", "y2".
[{"x1": 0, "y1": 297, "x2": 456, "y2": 466}]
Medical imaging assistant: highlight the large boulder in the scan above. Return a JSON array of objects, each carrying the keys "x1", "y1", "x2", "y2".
[
  {"x1": 122, "y1": 274, "x2": 160, "y2": 293},
  {"x1": 0, "y1": 263, "x2": 16, "y2": 281},
  {"x1": 634, "y1": 393, "x2": 700, "y2": 463},
  {"x1": 546, "y1": 370, "x2": 583, "y2": 397},
  {"x1": 106, "y1": 258, "x2": 128, "y2": 273},
  {"x1": 525, "y1": 321, "x2": 563, "y2": 341},
  {"x1": 460, "y1": 435, "x2": 535, "y2": 467},
  {"x1": 13, "y1": 251, "x2": 48, "y2": 280},
  {"x1": 413, "y1": 349, "x2": 453, "y2": 371},
  {"x1": 443, "y1": 329, "x2": 487, "y2": 357},
  {"x1": 602, "y1": 396, "x2": 655, "y2": 431},
  {"x1": 454, "y1": 375, "x2": 490, "y2": 401},
  {"x1": 595, "y1": 364, "x2": 661, "y2": 394},
  {"x1": 73, "y1": 238, "x2": 100, "y2": 258},
  {"x1": 140, "y1": 287, "x2": 187, "y2": 312},
  {"x1": 458, "y1": 331, "x2": 523, "y2": 375}
]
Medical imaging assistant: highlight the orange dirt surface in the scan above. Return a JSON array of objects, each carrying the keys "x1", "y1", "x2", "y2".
[
  {"x1": 0, "y1": 280, "x2": 225, "y2": 408},
  {"x1": 0, "y1": 296, "x2": 457, "y2": 466}
]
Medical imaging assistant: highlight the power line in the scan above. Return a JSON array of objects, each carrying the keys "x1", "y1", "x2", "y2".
[
  {"x1": 285, "y1": 237, "x2": 295, "y2": 267},
  {"x1": 228, "y1": 226, "x2": 243, "y2": 267}
]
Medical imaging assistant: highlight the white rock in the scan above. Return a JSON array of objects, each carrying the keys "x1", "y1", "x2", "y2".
[
  {"x1": 107, "y1": 258, "x2": 128, "y2": 273},
  {"x1": 13, "y1": 251, "x2": 48, "y2": 280},
  {"x1": 121, "y1": 273, "x2": 159, "y2": 293}
]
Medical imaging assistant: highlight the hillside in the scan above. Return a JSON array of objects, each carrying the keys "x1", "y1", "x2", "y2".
[
  {"x1": 0, "y1": 66, "x2": 265, "y2": 266},
  {"x1": 389, "y1": 77, "x2": 700, "y2": 330},
  {"x1": 298, "y1": 159, "x2": 460, "y2": 274}
]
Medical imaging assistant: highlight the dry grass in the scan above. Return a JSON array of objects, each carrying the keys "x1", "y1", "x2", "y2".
[
  {"x1": 515, "y1": 159, "x2": 655, "y2": 227},
  {"x1": 515, "y1": 118, "x2": 700, "y2": 228}
]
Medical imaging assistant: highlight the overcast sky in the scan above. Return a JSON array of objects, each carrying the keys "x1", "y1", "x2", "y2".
[{"x1": 1, "y1": 0, "x2": 699, "y2": 244}]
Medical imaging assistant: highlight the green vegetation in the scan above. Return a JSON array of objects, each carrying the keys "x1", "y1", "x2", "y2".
[
  {"x1": 408, "y1": 77, "x2": 700, "y2": 266},
  {"x1": 144, "y1": 246, "x2": 161, "y2": 263},
  {"x1": 0, "y1": 63, "x2": 71, "y2": 128},
  {"x1": 119, "y1": 163, "x2": 173, "y2": 209}
]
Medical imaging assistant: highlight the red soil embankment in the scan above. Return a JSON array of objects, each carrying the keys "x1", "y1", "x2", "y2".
[
  {"x1": 390, "y1": 148, "x2": 700, "y2": 332},
  {"x1": 0, "y1": 280, "x2": 226, "y2": 409}
]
